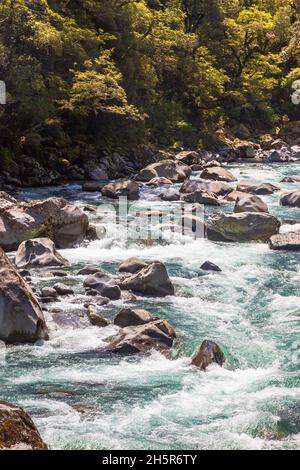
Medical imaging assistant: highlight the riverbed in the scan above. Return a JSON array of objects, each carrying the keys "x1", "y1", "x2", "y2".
[{"x1": 0, "y1": 162, "x2": 299, "y2": 450}]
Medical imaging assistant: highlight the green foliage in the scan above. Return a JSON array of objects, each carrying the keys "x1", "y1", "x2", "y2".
[{"x1": 0, "y1": 0, "x2": 299, "y2": 157}]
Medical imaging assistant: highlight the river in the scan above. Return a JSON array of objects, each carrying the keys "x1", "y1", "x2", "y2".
[{"x1": 0, "y1": 162, "x2": 299, "y2": 450}]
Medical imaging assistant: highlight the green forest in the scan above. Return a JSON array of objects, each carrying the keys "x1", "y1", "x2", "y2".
[{"x1": 0, "y1": 0, "x2": 300, "y2": 169}]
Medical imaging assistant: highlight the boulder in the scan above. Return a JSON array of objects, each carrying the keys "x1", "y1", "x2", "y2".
[
  {"x1": 291, "y1": 145, "x2": 300, "y2": 159},
  {"x1": 120, "y1": 261, "x2": 175, "y2": 297},
  {"x1": 114, "y1": 308, "x2": 155, "y2": 328},
  {"x1": 190, "y1": 164, "x2": 203, "y2": 171},
  {"x1": 0, "y1": 248, "x2": 48, "y2": 344},
  {"x1": 14, "y1": 238, "x2": 67, "y2": 269},
  {"x1": 191, "y1": 340, "x2": 225, "y2": 370},
  {"x1": 87, "y1": 305, "x2": 110, "y2": 327},
  {"x1": 269, "y1": 232, "x2": 300, "y2": 251},
  {"x1": 200, "y1": 261, "x2": 222, "y2": 272},
  {"x1": 200, "y1": 167, "x2": 237, "y2": 182},
  {"x1": 104, "y1": 319, "x2": 176, "y2": 355},
  {"x1": 83, "y1": 162, "x2": 108, "y2": 180},
  {"x1": 136, "y1": 160, "x2": 191, "y2": 183},
  {"x1": 259, "y1": 134, "x2": 275, "y2": 150},
  {"x1": 234, "y1": 142, "x2": 258, "y2": 159},
  {"x1": 224, "y1": 190, "x2": 248, "y2": 202},
  {"x1": 175, "y1": 151, "x2": 199, "y2": 166},
  {"x1": 281, "y1": 176, "x2": 300, "y2": 183},
  {"x1": 78, "y1": 265, "x2": 103, "y2": 276},
  {"x1": 280, "y1": 190, "x2": 300, "y2": 208},
  {"x1": 101, "y1": 180, "x2": 139, "y2": 201},
  {"x1": 0, "y1": 197, "x2": 89, "y2": 251},
  {"x1": 53, "y1": 283, "x2": 74, "y2": 296},
  {"x1": 159, "y1": 188, "x2": 180, "y2": 201},
  {"x1": 119, "y1": 257, "x2": 148, "y2": 274},
  {"x1": 0, "y1": 401, "x2": 48, "y2": 450},
  {"x1": 84, "y1": 272, "x2": 121, "y2": 300},
  {"x1": 236, "y1": 182, "x2": 280, "y2": 195},
  {"x1": 206, "y1": 212, "x2": 281, "y2": 242},
  {"x1": 268, "y1": 149, "x2": 291, "y2": 163},
  {"x1": 234, "y1": 195, "x2": 269, "y2": 213},
  {"x1": 181, "y1": 191, "x2": 220, "y2": 206},
  {"x1": 40, "y1": 287, "x2": 57, "y2": 299},
  {"x1": 180, "y1": 179, "x2": 231, "y2": 197}
]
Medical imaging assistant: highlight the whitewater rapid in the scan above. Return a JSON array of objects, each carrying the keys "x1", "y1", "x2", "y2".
[{"x1": 0, "y1": 162, "x2": 299, "y2": 450}]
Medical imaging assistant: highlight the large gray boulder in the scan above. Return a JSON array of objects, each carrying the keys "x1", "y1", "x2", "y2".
[
  {"x1": 181, "y1": 191, "x2": 220, "y2": 206},
  {"x1": 136, "y1": 160, "x2": 191, "y2": 183},
  {"x1": 191, "y1": 340, "x2": 225, "y2": 370},
  {"x1": 0, "y1": 197, "x2": 89, "y2": 251},
  {"x1": 120, "y1": 261, "x2": 175, "y2": 297},
  {"x1": 200, "y1": 167, "x2": 237, "y2": 182},
  {"x1": 175, "y1": 151, "x2": 199, "y2": 166},
  {"x1": 84, "y1": 272, "x2": 121, "y2": 300},
  {"x1": 114, "y1": 308, "x2": 155, "y2": 328},
  {"x1": 234, "y1": 195, "x2": 269, "y2": 213},
  {"x1": 14, "y1": 238, "x2": 67, "y2": 269},
  {"x1": 101, "y1": 180, "x2": 139, "y2": 200},
  {"x1": 104, "y1": 319, "x2": 176, "y2": 355},
  {"x1": 119, "y1": 257, "x2": 148, "y2": 274},
  {"x1": 280, "y1": 190, "x2": 300, "y2": 208},
  {"x1": 159, "y1": 188, "x2": 180, "y2": 201},
  {"x1": 206, "y1": 212, "x2": 281, "y2": 242},
  {"x1": 236, "y1": 181, "x2": 280, "y2": 195},
  {"x1": 180, "y1": 179, "x2": 231, "y2": 197},
  {"x1": 269, "y1": 232, "x2": 300, "y2": 251},
  {"x1": 0, "y1": 401, "x2": 48, "y2": 450},
  {"x1": 0, "y1": 248, "x2": 48, "y2": 344}
]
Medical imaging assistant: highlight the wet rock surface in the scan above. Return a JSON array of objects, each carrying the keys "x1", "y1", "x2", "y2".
[{"x1": 0, "y1": 401, "x2": 48, "y2": 450}]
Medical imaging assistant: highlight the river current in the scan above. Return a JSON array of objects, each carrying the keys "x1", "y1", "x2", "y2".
[{"x1": 0, "y1": 162, "x2": 299, "y2": 450}]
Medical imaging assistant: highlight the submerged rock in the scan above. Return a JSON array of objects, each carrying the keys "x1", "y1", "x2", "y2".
[
  {"x1": 0, "y1": 401, "x2": 48, "y2": 450},
  {"x1": 120, "y1": 261, "x2": 175, "y2": 297},
  {"x1": 77, "y1": 265, "x2": 103, "y2": 276},
  {"x1": 0, "y1": 248, "x2": 48, "y2": 344},
  {"x1": 14, "y1": 238, "x2": 67, "y2": 269},
  {"x1": 0, "y1": 196, "x2": 89, "y2": 251},
  {"x1": 269, "y1": 232, "x2": 300, "y2": 251},
  {"x1": 234, "y1": 195, "x2": 269, "y2": 213},
  {"x1": 200, "y1": 167, "x2": 237, "y2": 182},
  {"x1": 191, "y1": 340, "x2": 225, "y2": 370},
  {"x1": 84, "y1": 272, "x2": 121, "y2": 300},
  {"x1": 236, "y1": 181, "x2": 280, "y2": 195},
  {"x1": 114, "y1": 308, "x2": 155, "y2": 328},
  {"x1": 136, "y1": 160, "x2": 191, "y2": 183},
  {"x1": 53, "y1": 283, "x2": 74, "y2": 296},
  {"x1": 206, "y1": 212, "x2": 281, "y2": 242},
  {"x1": 104, "y1": 319, "x2": 176, "y2": 355},
  {"x1": 281, "y1": 176, "x2": 300, "y2": 183},
  {"x1": 200, "y1": 261, "x2": 222, "y2": 272},
  {"x1": 119, "y1": 257, "x2": 148, "y2": 274},
  {"x1": 101, "y1": 180, "x2": 139, "y2": 200},
  {"x1": 87, "y1": 305, "x2": 110, "y2": 327},
  {"x1": 280, "y1": 190, "x2": 300, "y2": 208},
  {"x1": 181, "y1": 191, "x2": 220, "y2": 206},
  {"x1": 159, "y1": 188, "x2": 180, "y2": 201}
]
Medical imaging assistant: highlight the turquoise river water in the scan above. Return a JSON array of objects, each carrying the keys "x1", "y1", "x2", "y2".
[{"x1": 0, "y1": 162, "x2": 299, "y2": 450}]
